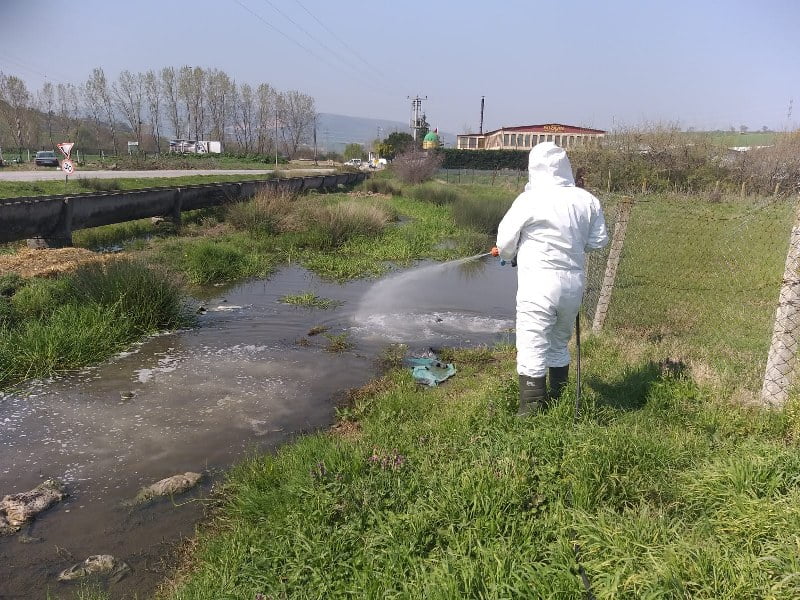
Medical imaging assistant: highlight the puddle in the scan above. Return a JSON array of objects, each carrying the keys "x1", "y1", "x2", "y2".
[{"x1": 0, "y1": 257, "x2": 516, "y2": 599}]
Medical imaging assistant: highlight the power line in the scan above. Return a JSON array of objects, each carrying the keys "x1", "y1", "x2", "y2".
[
  {"x1": 292, "y1": 0, "x2": 389, "y2": 84},
  {"x1": 232, "y1": 0, "x2": 393, "y2": 98},
  {"x1": 259, "y1": 0, "x2": 377, "y2": 86}
]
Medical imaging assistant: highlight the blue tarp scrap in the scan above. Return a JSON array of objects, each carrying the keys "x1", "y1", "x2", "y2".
[{"x1": 408, "y1": 357, "x2": 457, "y2": 387}]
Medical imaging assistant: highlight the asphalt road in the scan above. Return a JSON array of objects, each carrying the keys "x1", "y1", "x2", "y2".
[{"x1": 0, "y1": 168, "x2": 334, "y2": 182}]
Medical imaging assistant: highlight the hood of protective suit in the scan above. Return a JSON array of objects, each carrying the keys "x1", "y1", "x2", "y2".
[{"x1": 525, "y1": 142, "x2": 575, "y2": 189}]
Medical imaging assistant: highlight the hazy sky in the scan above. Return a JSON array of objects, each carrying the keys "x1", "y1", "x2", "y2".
[{"x1": 1, "y1": 0, "x2": 798, "y2": 134}]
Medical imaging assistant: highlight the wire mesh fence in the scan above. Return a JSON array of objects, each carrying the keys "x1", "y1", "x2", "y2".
[{"x1": 596, "y1": 191, "x2": 797, "y2": 399}]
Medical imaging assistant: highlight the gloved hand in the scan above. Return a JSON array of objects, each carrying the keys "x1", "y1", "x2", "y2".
[{"x1": 490, "y1": 246, "x2": 500, "y2": 257}]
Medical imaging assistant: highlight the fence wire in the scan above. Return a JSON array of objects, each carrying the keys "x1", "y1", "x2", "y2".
[{"x1": 599, "y1": 192, "x2": 796, "y2": 397}]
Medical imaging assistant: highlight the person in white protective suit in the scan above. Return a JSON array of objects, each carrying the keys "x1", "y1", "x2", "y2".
[{"x1": 491, "y1": 142, "x2": 608, "y2": 415}]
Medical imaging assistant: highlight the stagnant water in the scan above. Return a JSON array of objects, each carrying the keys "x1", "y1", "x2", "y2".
[{"x1": 0, "y1": 257, "x2": 516, "y2": 599}]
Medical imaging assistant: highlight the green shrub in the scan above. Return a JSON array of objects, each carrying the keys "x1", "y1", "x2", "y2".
[{"x1": 410, "y1": 183, "x2": 461, "y2": 205}]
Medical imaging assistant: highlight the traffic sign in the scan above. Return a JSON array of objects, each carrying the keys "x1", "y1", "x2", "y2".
[
  {"x1": 57, "y1": 142, "x2": 74, "y2": 158},
  {"x1": 61, "y1": 159, "x2": 75, "y2": 175}
]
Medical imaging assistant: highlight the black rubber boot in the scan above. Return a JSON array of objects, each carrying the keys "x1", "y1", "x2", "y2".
[
  {"x1": 548, "y1": 365, "x2": 569, "y2": 401},
  {"x1": 518, "y1": 375, "x2": 547, "y2": 416}
]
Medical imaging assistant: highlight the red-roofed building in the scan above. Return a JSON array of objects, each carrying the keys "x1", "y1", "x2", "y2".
[{"x1": 456, "y1": 124, "x2": 606, "y2": 150}]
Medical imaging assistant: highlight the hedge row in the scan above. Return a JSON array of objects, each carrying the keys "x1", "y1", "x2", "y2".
[{"x1": 440, "y1": 149, "x2": 528, "y2": 170}]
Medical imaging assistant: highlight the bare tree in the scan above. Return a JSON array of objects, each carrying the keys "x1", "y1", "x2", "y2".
[
  {"x1": 143, "y1": 70, "x2": 162, "y2": 153},
  {"x1": 277, "y1": 90, "x2": 315, "y2": 159},
  {"x1": 160, "y1": 66, "x2": 182, "y2": 139},
  {"x1": 37, "y1": 82, "x2": 55, "y2": 146},
  {"x1": 87, "y1": 67, "x2": 118, "y2": 155},
  {"x1": 0, "y1": 73, "x2": 33, "y2": 152},
  {"x1": 56, "y1": 83, "x2": 81, "y2": 143},
  {"x1": 179, "y1": 66, "x2": 206, "y2": 140},
  {"x1": 233, "y1": 82, "x2": 256, "y2": 152},
  {"x1": 256, "y1": 83, "x2": 276, "y2": 155},
  {"x1": 114, "y1": 70, "x2": 145, "y2": 147},
  {"x1": 206, "y1": 68, "x2": 233, "y2": 144}
]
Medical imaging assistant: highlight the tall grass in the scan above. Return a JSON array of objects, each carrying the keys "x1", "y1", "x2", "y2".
[
  {"x1": 305, "y1": 201, "x2": 392, "y2": 248},
  {"x1": 157, "y1": 236, "x2": 272, "y2": 285},
  {"x1": 452, "y1": 193, "x2": 514, "y2": 234},
  {"x1": 226, "y1": 189, "x2": 296, "y2": 236},
  {"x1": 0, "y1": 260, "x2": 189, "y2": 388},
  {"x1": 164, "y1": 338, "x2": 800, "y2": 599},
  {"x1": 409, "y1": 182, "x2": 461, "y2": 205},
  {"x1": 363, "y1": 179, "x2": 402, "y2": 196}
]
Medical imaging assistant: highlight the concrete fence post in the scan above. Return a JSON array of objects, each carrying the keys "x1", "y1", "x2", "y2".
[
  {"x1": 592, "y1": 196, "x2": 634, "y2": 333},
  {"x1": 761, "y1": 198, "x2": 800, "y2": 407}
]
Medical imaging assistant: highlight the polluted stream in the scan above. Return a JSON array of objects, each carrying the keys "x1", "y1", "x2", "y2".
[{"x1": 0, "y1": 256, "x2": 516, "y2": 599}]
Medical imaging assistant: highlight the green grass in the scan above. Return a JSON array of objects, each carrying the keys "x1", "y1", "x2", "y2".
[
  {"x1": 0, "y1": 260, "x2": 190, "y2": 389},
  {"x1": 163, "y1": 337, "x2": 800, "y2": 599},
  {"x1": 279, "y1": 292, "x2": 342, "y2": 309},
  {"x1": 608, "y1": 193, "x2": 793, "y2": 387}
]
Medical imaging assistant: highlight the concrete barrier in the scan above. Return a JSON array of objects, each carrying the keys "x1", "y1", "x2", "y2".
[{"x1": 0, "y1": 173, "x2": 367, "y2": 247}]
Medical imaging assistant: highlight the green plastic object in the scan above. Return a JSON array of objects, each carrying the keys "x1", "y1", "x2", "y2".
[{"x1": 409, "y1": 357, "x2": 457, "y2": 387}]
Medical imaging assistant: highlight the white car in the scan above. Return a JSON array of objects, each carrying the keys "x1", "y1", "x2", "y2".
[{"x1": 344, "y1": 158, "x2": 362, "y2": 166}]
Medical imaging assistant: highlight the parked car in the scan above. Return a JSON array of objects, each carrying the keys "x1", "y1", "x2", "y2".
[
  {"x1": 34, "y1": 151, "x2": 59, "y2": 167},
  {"x1": 343, "y1": 158, "x2": 362, "y2": 167}
]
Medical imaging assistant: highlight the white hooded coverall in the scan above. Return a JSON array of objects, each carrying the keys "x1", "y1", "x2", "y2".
[{"x1": 496, "y1": 143, "x2": 608, "y2": 378}]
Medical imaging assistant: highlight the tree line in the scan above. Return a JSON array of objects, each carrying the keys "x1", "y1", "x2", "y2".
[{"x1": 0, "y1": 66, "x2": 316, "y2": 158}]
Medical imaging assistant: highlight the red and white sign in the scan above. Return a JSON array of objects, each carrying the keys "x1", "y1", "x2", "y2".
[
  {"x1": 61, "y1": 159, "x2": 75, "y2": 175},
  {"x1": 57, "y1": 142, "x2": 74, "y2": 158}
]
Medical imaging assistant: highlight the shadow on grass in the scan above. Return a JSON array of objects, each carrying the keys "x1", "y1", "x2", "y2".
[{"x1": 587, "y1": 358, "x2": 688, "y2": 411}]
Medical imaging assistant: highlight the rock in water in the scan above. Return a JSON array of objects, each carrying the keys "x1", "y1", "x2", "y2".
[
  {"x1": 0, "y1": 479, "x2": 66, "y2": 535},
  {"x1": 132, "y1": 472, "x2": 203, "y2": 505},
  {"x1": 58, "y1": 554, "x2": 131, "y2": 582}
]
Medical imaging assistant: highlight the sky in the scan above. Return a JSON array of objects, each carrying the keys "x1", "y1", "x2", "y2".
[{"x1": 1, "y1": 0, "x2": 798, "y2": 134}]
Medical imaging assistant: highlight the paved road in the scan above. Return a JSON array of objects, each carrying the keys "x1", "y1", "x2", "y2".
[{"x1": 0, "y1": 168, "x2": 334, "y2": 182}]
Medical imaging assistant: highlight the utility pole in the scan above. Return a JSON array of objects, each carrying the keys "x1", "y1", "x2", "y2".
[
  {"x1": 479, "y1": 96, "x2": 485, "y2": 134},
  {"x1": 408, "y1": 95, "x2": 427, "y2": 142},
  {"x1": 275, "y1": 108, "x2": 279, "y2": 168},
  {"x1": 313, "y1": 118, "x2": 318, "y2": 166}
]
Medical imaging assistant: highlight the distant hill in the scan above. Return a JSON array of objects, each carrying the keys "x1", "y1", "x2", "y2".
[{"x1": 317, "y1": 113, "x2": 456, "y2": 152}]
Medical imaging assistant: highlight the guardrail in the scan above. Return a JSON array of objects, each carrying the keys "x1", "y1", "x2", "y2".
[{"x1": 0, "y1": 172, "x2": 367, "y2": 247}]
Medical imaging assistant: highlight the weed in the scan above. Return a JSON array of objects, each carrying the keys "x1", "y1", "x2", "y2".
[
  {"x1": 226, "y1": 189, "x2": 295, "y2": 236},
  {"x1": 305, "y1": 201, "x2": 391, "y2": 248},
  {"x1": 78, "y1": 177, "x2": 122, "y2": 192},
  {"x1": 307, "y1": 325, "x2": 329, "y2": 336},
  {"x1": 363, "y1": 179, "x2": 401, "y2": 196},
  {"x1": 410, "y1": 182, "x2": 461, "y2": 205},
  {"x1": 0, "y1": 260, "x2": 189, "y2": 389},
  {"x1": 279, "y1": 292, "x2": 341, "y2": 309},
  {"x1": 323, "y1": 332, "x2": 352, "y2": 353}
]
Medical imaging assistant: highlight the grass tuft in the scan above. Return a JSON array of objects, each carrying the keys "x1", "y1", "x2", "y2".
[
  {"x1": 279, "y1": 292, "x2": 341, "y2": 309},
  {"x1": 0, "y1": 260, "x2": 189, "y2": 388}
]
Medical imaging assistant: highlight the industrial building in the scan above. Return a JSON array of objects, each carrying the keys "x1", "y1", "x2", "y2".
[{"x1": 456, "y1": 124, "x2": 606, "y2": 150}]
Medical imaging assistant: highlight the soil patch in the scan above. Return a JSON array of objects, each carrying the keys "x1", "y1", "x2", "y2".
[{"x1": 0, "y1": 248, "x2": 115, "y2": 278}]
